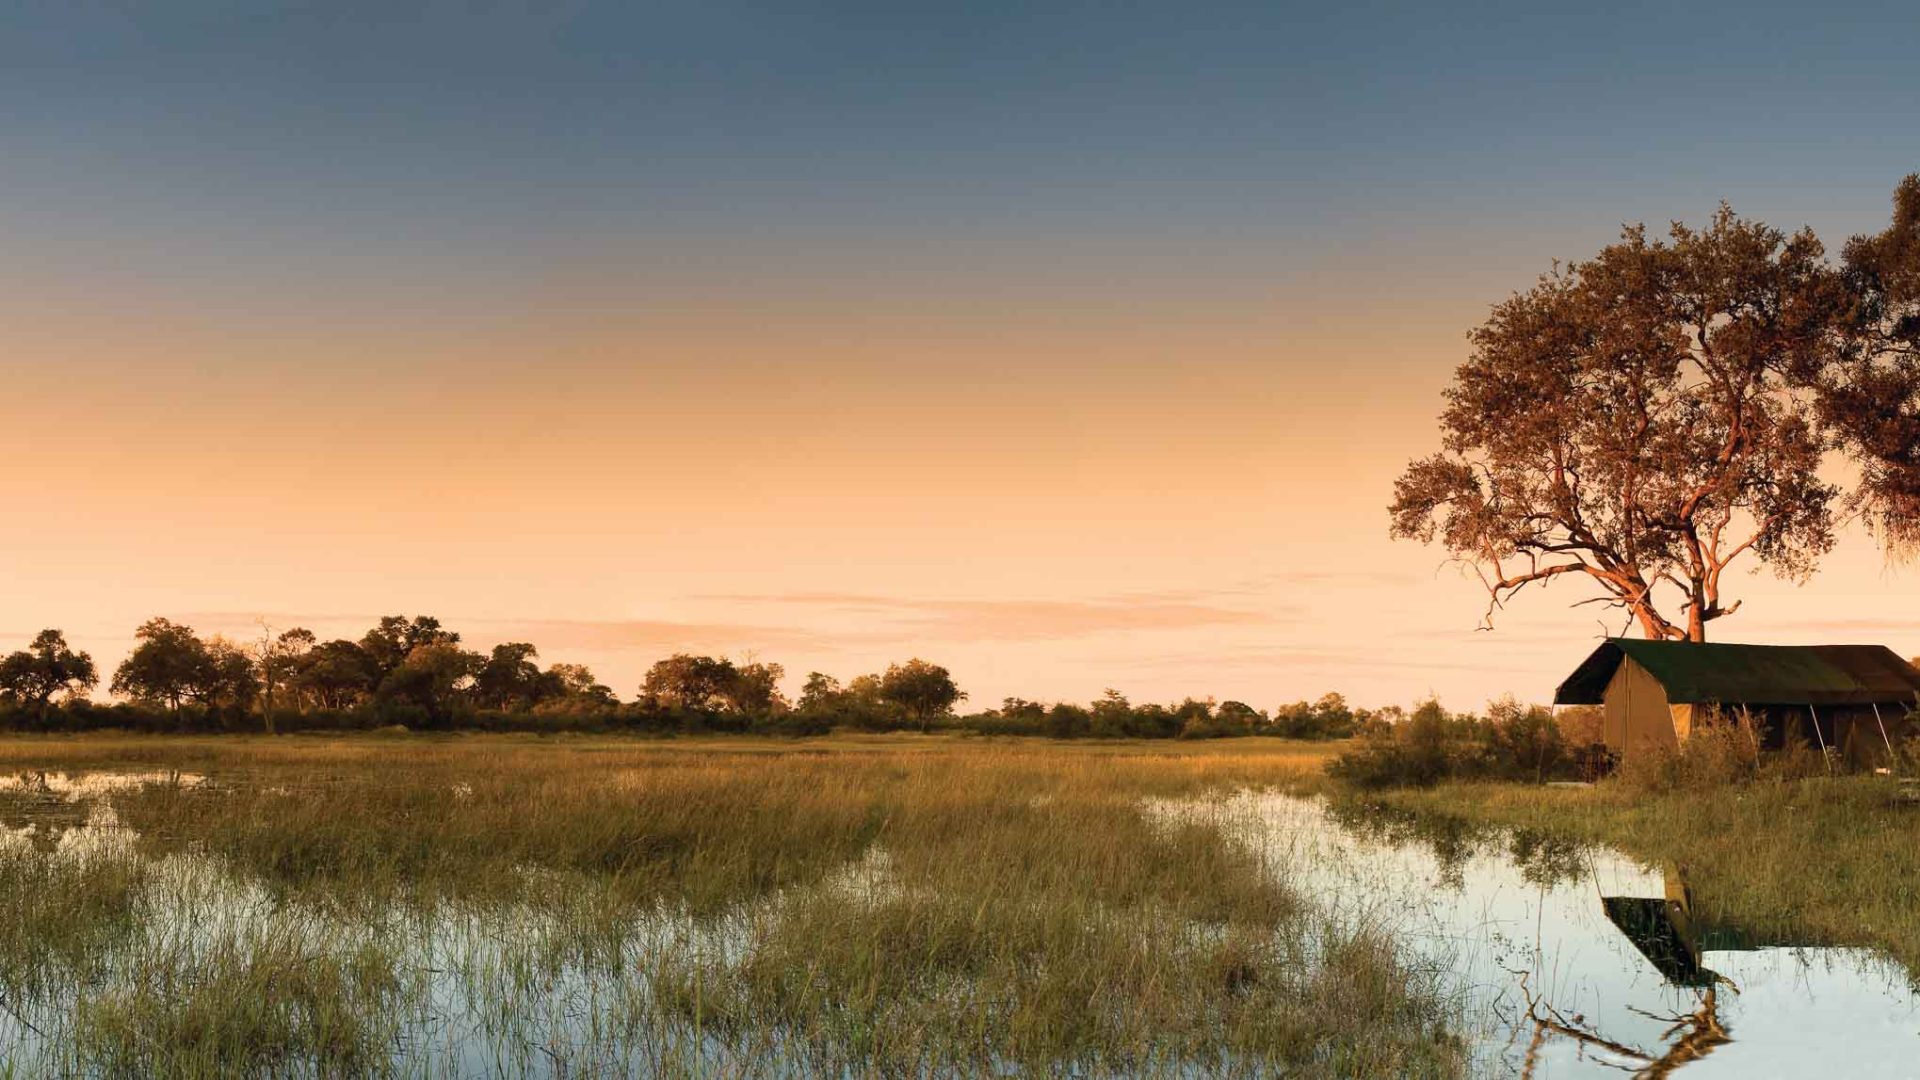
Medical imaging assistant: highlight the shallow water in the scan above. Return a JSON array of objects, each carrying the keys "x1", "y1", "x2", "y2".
[{"x1": 1159, "y1": 791, "x2": 1920, "y2": 1077}]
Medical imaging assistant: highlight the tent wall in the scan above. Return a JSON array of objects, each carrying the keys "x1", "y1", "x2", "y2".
[
  {"x1": 1669, "y1": 703, "x2": 1694, "y2": 741},
  {"x1": 1603, "y1": 657, "x2": 1678, "y2": 757}
]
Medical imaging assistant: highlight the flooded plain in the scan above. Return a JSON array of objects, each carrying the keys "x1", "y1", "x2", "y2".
[{"x1": 1, "y1": 760, "x2": 1914, "y2": 1077}]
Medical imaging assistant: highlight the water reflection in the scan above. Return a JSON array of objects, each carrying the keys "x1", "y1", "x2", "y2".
[
  {"x1": 1166, "y1": 792, "x2": 1920, "y2": 1077},
  {"x1": 0, "y1": 769, "x2": 201, "y2": 855}
]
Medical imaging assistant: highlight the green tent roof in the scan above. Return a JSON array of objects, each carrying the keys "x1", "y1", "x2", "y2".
[{"x1": 1555, "y1": 639, "x2": 1920, "y2": 707}]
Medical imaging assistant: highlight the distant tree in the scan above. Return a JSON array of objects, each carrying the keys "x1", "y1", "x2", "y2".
[
  {"x1": 1045, "y1": 702, "x2": 1091, "y2": 739},
  {"x1": 191, "y1": 636, "x2": 262, "y2": 717},
  {"x1": 294, "y1": 639, "x2": 378, "y2": 710},
  {"x1": 1272, "y1": 692, "x2": 1357, "y2": 740},
  {"x1": 538, "y1": 663, "x2": 619, "y2": 710},
  {"x1": 846, "y1": 673, "x2": 885, "y2": 704},
  {"x1": 1392, "y1": 182, "x2": 1920, "y2": 641},
  {"x1": 254, "y1": 625, "x2": 314, "y2": 734},
  {"x1": 1311, "y1": 692, "x2": 1354, "y2": 736},
  {"x1": 1172, "y1": 697, "x2": 1212, "y2": 724},
  {"x1": 0, "y1": 630, "x2": 98, "y2": 722},
  {"x1": 111, "y1": 618, "x2": 210, "y2": 715},
  {"x1": 1216, "y1": 700, "x2": 1264, "y2": 733},
  {"x1": 474, "y1": 642, "x2": 544, "y2": 710},
  {"x1": 640, "y1": 654, "x2": 737, "y2": 711},
  {"x1": 361, "y1": 616, "x2": 459, "y2": 683},
  {"x1": 878, "y1": 659, "x2": 965, "y2": 733},
  {"x1": 993, "y1": 697, "x2": 1047, "y2": 733},
  {"x1": 723, "y1": 661, "x2": 786, "y2": 716},
  {"x1": 1131, "y1": 702, "x2": 1180, "y2": 739},
  {"x1": 1088, "y1": 689, "x2": 1132, "y2": 738},
  {"x1": 379, "y1": 641, "x2": 482, "y2": 726},
  {"x1": 798, "y1": 672, "x2": 845, "y2": 713}
]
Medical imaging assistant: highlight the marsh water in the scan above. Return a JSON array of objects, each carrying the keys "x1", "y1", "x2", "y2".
[{"x1": 4, "y1": 770, "x2": 1918, "y2": 1077}]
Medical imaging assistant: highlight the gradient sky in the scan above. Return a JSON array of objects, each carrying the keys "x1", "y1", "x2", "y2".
[{"x1": 3, "y1": 2, "x2": 1920, "y2": 710}]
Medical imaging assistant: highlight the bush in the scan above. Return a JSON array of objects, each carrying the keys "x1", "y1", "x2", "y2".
[
  {"x1": 1329, "y1": 698, "x2": 1582, "y2": 788},
  {"x1": 1483, "y1": 697, "x2": 1567, "y2": 783},
  {"x1": 1327, "y1": 700, "x2": 1456, "y2": 788}
]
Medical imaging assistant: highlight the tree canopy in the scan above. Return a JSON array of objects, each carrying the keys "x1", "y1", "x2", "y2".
[
  {"x1": 878, "y1": 659, "x2": 966, "y2": 733},
  {"x1": 0, "y1": 630, "x2": 98, "y2": 720},
  {"x1": 1392, "y1": 177, "x2": 1920, "y2": 640}
]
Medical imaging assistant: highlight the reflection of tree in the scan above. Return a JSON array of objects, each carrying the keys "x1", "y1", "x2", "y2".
[
  {"x1": 0, "y1": 771, "x2": 92, "y2": 852},
  {"x1": 1516, "y1": 969, "x2": 1731, "y2": 1078},
  {"x1": 1324, "y1": 799, "x2": 1597, "y2": 892},
  {"x1": 1323, "y1": 801, "x2": 1479, "y2": 889},
  {"x1": 1507, "y1": 828, "x2": 1589, "y2": 888}
]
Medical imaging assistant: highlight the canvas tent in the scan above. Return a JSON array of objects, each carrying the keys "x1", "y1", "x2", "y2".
[{"x1": 1554, "y1": 639, "x2": 1920, "y2": 765}]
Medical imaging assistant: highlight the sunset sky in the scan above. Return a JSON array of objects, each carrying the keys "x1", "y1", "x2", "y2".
[{"x1": 3, "y1": 3, "x2": 1919, "y2": 710}]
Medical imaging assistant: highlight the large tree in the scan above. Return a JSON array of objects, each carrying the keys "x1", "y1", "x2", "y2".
[
  {"x1": 360, "y1": 615, "x2": 459, "y2": 684},
  {"x1": 189, "y1": 636, "x2": 263, "y2": 717},
  {"x1": 474, "y1": 642, "x2": 544, "y2": 710},
  {"x1": 1392, "y1": 180, "x2": 1920, "y2": 641},
  {"x1": 639, "y1": 654, "x2": 738, "y2": 711},
  {"x1": 1824, "y1": 175, "x2": 1920, "y2": 546},
  {"x1": 878, "y1": 659, "x2": 965, "y2": 733},
  {"x1": 292, "y1": 639, "x2": 378, "y2": 710},
  {"x1": 111, "y1": 618, "x2": 210, "y2": 714},
  {"x1": 0, "y1": 629, "x2": 98, "y2": 721},
  {"x1": 378, "y1": 640, "x2": 482, "y2": 726}
]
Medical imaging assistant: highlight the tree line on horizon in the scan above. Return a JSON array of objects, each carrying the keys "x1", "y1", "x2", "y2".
[{"x1": 0, "y1": 615, "x2": 1403, "y2": 739}]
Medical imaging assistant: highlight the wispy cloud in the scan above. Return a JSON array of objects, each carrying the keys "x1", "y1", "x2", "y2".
[
  {"x1": 1114, "y1": 643, "x2": 1548, "y2": 676},
  {"x1": 1741, "y1": 617, "x2": 1920, "y2": 637},
  {"x1": 173, "y1": 588, "x2": 1292, "y2": 656},
  {"x1": 175, "y1": 612, "x2": 837, "y2": 654},
  {"x1": 472, "y1": 618, "x2": 838, "y2": 653},
  {"x1": 704, "y1": 592, "x2": 1289, "y2": 642}
]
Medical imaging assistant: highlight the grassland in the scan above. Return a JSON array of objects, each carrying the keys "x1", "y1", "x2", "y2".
[{"x1": 0, "y1": 734, "x2": 1464, "y2": 1078}]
